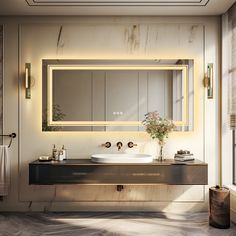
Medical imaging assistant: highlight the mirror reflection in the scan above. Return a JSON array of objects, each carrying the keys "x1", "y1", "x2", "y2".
[{"x1": 42, "y1": 60, "x2": 194, "y2": 131}]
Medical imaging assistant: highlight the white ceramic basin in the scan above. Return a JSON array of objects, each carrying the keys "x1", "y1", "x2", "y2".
[{"x1": 91, "y1": 153, "x2": 153, "y2": 164}]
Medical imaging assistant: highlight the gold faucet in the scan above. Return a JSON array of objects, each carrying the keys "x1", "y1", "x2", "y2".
[
  {"x1": 101, "y1": 142, "x2": 111, "y2": 148},
  {"x1": 128, "y1": 142, "x2": 138, "y2": 148},
  {"x1": 116, "y1": 142, "x2": 123, "y2": 151}
]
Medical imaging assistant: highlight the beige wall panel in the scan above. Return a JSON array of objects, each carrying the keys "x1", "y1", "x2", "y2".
[
  {"x1": 0, "y1": 16, "x2": 220, "y2": 212},
  {"x1": 19, "y1": 22, "x2": 205, "y2": 203}
]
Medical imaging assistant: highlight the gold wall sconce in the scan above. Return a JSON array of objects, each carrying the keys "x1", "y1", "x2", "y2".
[
  {"x1": 204, "y1": 63, "x2": 213, "y2": 99},
  {"x1": 25, "y1": 63, "x2": 31, "y2": 99}
]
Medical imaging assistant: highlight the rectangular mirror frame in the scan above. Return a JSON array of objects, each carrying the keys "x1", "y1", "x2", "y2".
[{"x1": 43, "y1": 60, "x2": 190, "y2": 130}]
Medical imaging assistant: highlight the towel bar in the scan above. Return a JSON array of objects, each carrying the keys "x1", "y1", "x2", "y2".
[{"x1": 0, "y1": 133, "x2": 16, "y2": 148}]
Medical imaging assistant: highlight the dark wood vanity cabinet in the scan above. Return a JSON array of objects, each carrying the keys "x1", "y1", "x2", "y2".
[{"x1": 29, "y1": 159, "x2": 208, "y2": 185}]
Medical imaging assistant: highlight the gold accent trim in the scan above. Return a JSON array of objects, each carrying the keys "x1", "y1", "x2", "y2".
[
  {"x1": 203, "y1": 73, "x2": 209, "y2": 87},
  {"x1": 204, "y1": 63, "x2": 213, "y2": 99}
]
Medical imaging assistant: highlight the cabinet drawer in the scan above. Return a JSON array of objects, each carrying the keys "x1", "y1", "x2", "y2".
[{"x1": 29, "y1": 163, "x2": 207, "y2": 185}]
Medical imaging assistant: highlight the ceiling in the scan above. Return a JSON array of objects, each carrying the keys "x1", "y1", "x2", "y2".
[{"x1": 0, "y1": 0, "x2": 235, "y2": 15}]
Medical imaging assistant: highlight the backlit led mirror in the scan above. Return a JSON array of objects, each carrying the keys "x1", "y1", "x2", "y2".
[{"x1": 42, "y1": 60, "x2": 194, "y2": 131}]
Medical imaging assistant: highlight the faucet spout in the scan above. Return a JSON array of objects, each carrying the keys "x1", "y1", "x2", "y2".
[{"x1": 116, "y1": 142, "x2": 123, "y2": 151}]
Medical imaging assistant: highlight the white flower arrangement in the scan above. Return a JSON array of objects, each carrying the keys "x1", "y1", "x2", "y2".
[{"x1": 142, "y1": 111, "x2": 176, "y2": 160}]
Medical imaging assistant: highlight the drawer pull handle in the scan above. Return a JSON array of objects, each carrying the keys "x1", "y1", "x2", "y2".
[
  {"x1": 132, "y1": 173, "x2": 160, "y2": 176},
  {"x1": 72, "y1": 172, "x2": 87, "y2": 176}
]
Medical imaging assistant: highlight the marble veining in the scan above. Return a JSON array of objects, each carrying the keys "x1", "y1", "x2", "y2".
[
  {"x1": 124, "y1": 24, "x2": 140, "y2": 53},
  {"x1": 188, "y1": 25, "x2": 199, "y2": 43},
  {"x1": 0, "y1": 212, "x2": 235, "y2": 236},
  {"x1": 57, "y1": 25, "x2": 64, "y2": 54}
]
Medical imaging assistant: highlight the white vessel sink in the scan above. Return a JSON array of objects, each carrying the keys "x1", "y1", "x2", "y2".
[{"x1": 91, "y1": 153, "x2": 153, "y2": 164}]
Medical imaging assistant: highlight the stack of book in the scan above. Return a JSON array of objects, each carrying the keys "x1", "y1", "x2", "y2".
[{"x1": 174, "y1": 150, "x2": 194, "y2": 162}]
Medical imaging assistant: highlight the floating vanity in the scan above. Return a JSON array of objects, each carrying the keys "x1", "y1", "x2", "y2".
[{"x1": 29, "y1": 159, "x2": 207, "y2": 185}]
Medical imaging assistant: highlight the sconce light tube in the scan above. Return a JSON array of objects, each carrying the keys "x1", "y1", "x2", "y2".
[
  {"x1": 207, "y1": 63, "x2": 213, "y2": 99},
  {"x1": 25, "y1": 63, "x2": 31, "y2": 99}
]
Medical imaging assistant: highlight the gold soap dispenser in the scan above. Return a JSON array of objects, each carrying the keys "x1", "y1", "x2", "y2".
[{"x1": 52, "y1": 144, "x2": 57, "y2": 160}]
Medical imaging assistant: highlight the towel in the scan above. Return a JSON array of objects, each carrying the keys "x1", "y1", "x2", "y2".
[{"x1": 0, "y1": 145, "x2": 10, "y2": 196}]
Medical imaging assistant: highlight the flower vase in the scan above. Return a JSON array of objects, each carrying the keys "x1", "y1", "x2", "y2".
[{"x1": 158, "y1": 141, "x2": 164, "y2": 161}]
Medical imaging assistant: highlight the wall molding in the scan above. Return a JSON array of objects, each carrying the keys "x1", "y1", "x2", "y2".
[
  {"x1": 0, "y1": 25, "x2": 3, "y2": 144},
  {"x1": 25, "y1": 0, "x2": 210, "y2": 7}
]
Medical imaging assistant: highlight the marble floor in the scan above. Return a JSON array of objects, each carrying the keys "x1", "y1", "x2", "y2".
[{"x1": 0, "y1": 212, "x2": 235, "y2": 236}]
